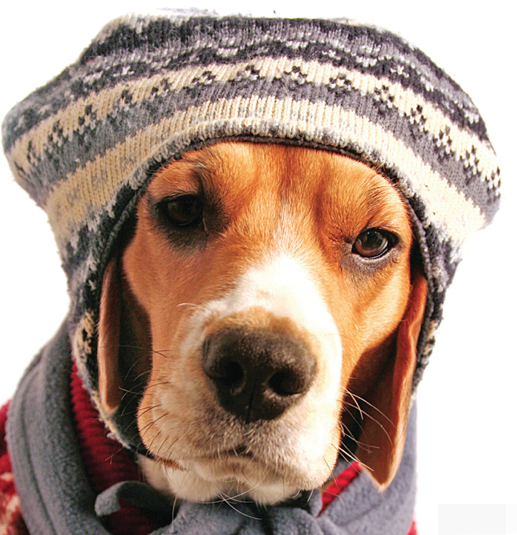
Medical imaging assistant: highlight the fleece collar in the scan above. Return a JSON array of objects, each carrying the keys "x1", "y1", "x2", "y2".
[{"x1": 7, "y1": 322, "x2": 417, "y2": 535}]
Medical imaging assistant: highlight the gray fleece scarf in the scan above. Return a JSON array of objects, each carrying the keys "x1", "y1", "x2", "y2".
[{"x1": 7, "y1": 322, "x2": 417, "y2": 535}]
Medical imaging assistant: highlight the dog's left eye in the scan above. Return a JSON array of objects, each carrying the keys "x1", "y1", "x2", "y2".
[
  {"x1": 353, "y1": 229, "x2": 397, "y2": 259},
  {"x1": 162, "y1": 195, "x2": 203, "y2": 228}
]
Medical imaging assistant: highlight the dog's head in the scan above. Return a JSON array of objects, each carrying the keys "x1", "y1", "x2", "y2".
[{"x1": 97, "y1": 141, "x2": 427, "y2": 504}]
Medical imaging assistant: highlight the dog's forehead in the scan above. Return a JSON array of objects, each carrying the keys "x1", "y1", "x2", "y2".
[{"x1": 146, "y1": 142, "x2": 409, "y2": 231}]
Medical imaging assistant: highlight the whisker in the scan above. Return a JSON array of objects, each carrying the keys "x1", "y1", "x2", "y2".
[
  {"x1": 342, "y1": 388, "x2": 394, "y2": 446},
  {"x1": 343, "y1": 388, "x2": 365, "y2": 419},
  {"x1": 130, "y1": 368, "x2": 153, "y2": 385},
  {"x1": 141, "y1": 380, "x2": 171, "y2": 391},
  {"x1": 144, "y1": 414, "x2": 170, "y2": 451},
  {"x1": 343, "y1": 388, "x2": 394, "y2": 427},
  {"x1": 331, "y1": 438, "x2": 359, "y2": 464},
  {"x1": 151, "y1": 348, "x2": 175, "y2": 359},
  {"x1": 338, "y1": 419, "x2": 376, "y2": 451},
  {"x1": 176, "y1": 302, "x2": 204, "y2": 311},
  {"x1": 216, "y1": 493, "x2": 261, "y2": 520},
  {"x1": 137, "y1": 403, "x2": 161, "y2": 419}
]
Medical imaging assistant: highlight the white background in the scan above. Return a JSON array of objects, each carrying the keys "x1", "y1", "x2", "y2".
[{"x1": 1, "y1": 2, "x2": 515, "y2": 533}]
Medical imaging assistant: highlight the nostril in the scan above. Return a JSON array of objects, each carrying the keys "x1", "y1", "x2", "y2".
[
  {"x1": 268, "y1": 370, "x2": 302, "y2": 397},
  {"x1": 203, "y1": 341, "x2": 244, "y2": 389},
  {"x1": 218, "y1": 360, "x2": 244, "y2": 390}
]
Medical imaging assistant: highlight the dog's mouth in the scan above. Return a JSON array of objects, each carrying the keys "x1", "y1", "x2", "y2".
[
  {"x1": 151, "y1": 440, "x2": 260, "y2": 471},
  {"x1": 153, "y1": 443, "x2": 263, "y2": 469},
  {"x1": 220, "y1": 444, "x2": 254, "y2": 458},
  {"x1": 146, "y1": 435, "x2": 326, "y2": 504},
  {"x1": 144, "y1": 447, "x2": 304, "y2": 505}
]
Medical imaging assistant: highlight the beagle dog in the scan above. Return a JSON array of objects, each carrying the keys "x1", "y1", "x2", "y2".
[{"x1": 98, "y1": 142, "x2": 427, "y2": 505}]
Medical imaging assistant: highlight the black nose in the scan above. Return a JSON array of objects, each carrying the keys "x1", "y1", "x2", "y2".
[{"x1": 202, "y1": 328, "x2": 316, "y2": 422}]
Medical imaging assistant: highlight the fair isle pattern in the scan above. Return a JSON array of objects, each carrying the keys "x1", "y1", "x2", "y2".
[
  {"x1": 2, "y1": 12, "x2": 500, "y2": 448},
  {"x1": 0, "y1": 476, "x2": 27, "y2": 535},
  {"x1": 0, "y1": 403, "x2": 29, "y2": 535}
]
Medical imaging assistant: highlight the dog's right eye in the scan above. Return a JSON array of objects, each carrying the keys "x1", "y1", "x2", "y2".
[
  {"x1": 352, "y1": 228, "x2": 397, "y2": 259},
  {"x1": 161, "y1": 195, "x2": 203, "y2": 228}
]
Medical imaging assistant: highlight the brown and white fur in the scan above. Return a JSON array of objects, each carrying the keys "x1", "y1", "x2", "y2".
[{"x1": 98, "y1": 142, "x2": 427, "y2": 505}]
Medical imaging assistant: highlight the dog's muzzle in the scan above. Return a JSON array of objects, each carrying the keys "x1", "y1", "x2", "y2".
[{"x1": 202, "y1": 328, "x2": 316, "y2": 422}]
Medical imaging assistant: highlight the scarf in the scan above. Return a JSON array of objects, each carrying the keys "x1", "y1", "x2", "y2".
[{"x1": 7, "y1": 322, "x2": 417, "y2": 535}]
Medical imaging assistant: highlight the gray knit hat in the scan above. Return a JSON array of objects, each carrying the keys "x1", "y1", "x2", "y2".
[{"x1": 2, "y1": 12, "x2": 500, "y2": 445}]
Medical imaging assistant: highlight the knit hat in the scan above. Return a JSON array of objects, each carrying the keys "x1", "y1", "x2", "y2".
[{"x1": 2, "y1": 11, "x2": 500, "y2": 447}]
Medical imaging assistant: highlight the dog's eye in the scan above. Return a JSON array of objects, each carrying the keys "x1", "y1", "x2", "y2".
[
  {"x1": 353, "y1": 229, "x2": 396, "y2": 259},
  {"x1": 162, "y1": 195, "x2": 203, "y2": 228}
]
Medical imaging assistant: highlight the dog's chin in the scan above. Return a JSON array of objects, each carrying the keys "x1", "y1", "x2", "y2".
[{"x1": 140, "y1": 454, "x2": 332, "y2": 505}]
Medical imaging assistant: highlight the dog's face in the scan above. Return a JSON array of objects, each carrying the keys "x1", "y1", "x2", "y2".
[{"x1": 98, "y1": 142, "x2": 427, "y2": 504}]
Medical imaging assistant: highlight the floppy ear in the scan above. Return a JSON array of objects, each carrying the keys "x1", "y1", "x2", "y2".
[
  {"x1": 98, "y1": 254, "x2": 153, "y2": 417},
  {"x1": 355, "y1": 269, "x2": 428, "y2": 489},
  {"x1": 98, "y1": 256, "x2": 124, "y2": 416}
]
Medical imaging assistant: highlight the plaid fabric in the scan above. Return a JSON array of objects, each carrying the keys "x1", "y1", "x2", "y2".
[
  {"x1": 1, "y1": 12, "x2": 500, "y2": 447},
  {"x1": 0, "y1": 403, "x2": 29, "y2": 535}
]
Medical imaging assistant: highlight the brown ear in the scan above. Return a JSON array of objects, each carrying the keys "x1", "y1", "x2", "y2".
[
  {"x1": 355, "y1": 269, "x2": 428, "y2": 489},
  {"x1": 98, "y1": 255, "x2": 153, "y2": 416},
  {"x1": 98, "y1": 256, "x2": 124, "y2": 416}
]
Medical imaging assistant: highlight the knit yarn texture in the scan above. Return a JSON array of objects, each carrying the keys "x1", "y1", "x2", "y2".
[{"x1": 2, "y1": 12, "x2": 500, "y2": 446}]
